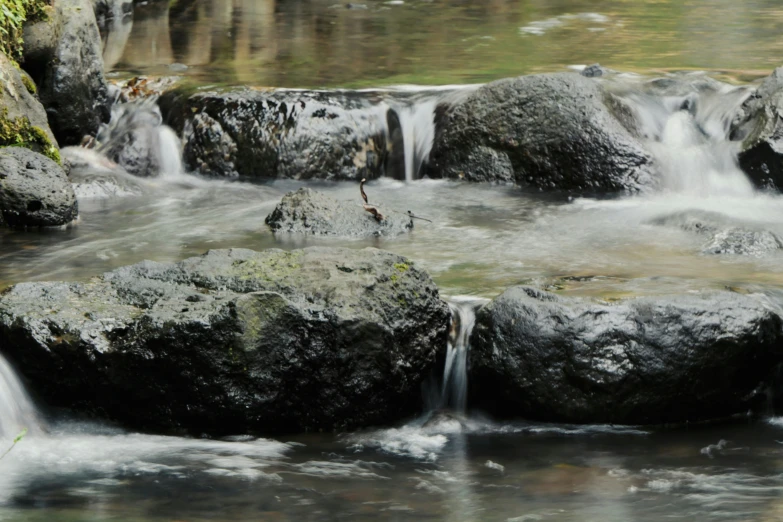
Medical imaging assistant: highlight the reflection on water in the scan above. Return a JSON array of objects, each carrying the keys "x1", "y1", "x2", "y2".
[{"x1": 109, "y1": 0, "x2": 783, "y2": 87}]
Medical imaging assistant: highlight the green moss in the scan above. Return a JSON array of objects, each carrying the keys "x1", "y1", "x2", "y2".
[
  {"x1": 0, "y1": 108, "x2": 60, "y2": 163},
  {"x1": 0, "y1": 0, "x2": 52, "y2": 61},
  {"x1": 393, "y1": 262, "x2": 410, "y2": 273},
  {"x1": 20, "y1": 73, "x2": 35, "y2": 94}
]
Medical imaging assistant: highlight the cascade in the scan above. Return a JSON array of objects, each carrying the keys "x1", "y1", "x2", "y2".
[
  {"x1": 439, "y1": 298, "x2": 487, "y2": 412},
  {"x1": 614, "y1": 78, "x2": 755, "y2": 197},
  {"x1": 390, "y1": 98, "x2": 438, "y2": 181},
  {"x1": 0, "y1": 354, "x2": 42, "y2": 440}
]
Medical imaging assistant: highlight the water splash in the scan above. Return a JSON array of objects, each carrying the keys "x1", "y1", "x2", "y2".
[
  {"x1": 0, "y1": 353, "x2": 43, "y2": 440},
  {"x1": 612, "y1": 76, "x2": 755, "y2": 197}
]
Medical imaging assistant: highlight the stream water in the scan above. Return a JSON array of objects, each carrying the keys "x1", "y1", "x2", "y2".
[{"x1": 6, "y1": 1, "x2": 783, "y2": 521}]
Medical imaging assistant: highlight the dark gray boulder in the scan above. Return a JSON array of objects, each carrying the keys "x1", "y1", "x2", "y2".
[
  {"x1": 0, "y1": 52, "x2": 60, "y2": 163},
  {"x1": 426, "y1": 73, "x2": 654, "y2": 193},
  {"x1": 732, "y1": 67, "x2": 783, "y2": 191},
  {"x1": 159, "y1": 87, "x2": 389, "y2": 180},
  {"x1": 266, "y1": 188, "x2": 412, "y2": 238},
  {"x1": 468, "y1": 286, "x2": 783, "y2": 425},
  {"x1": 26, "y1": 0, "x2": 111, "y2": 146},
  {"x1": 0, "y1": 147, "x2": 77, "y2": 227},
  {"x1": 650, "y1": 210, "x2": 783, "y2": 256},
  {"x1": 0, "y1": 248, "x2": 450, "y2": 435}
]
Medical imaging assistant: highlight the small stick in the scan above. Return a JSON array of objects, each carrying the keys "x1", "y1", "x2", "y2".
[
  {"x1": 359, "y1": 178, "x2": 369, "y2": 205},
  {"x1": 363, "y1": 204, "x2": 384, "y2": 222},
  {"x1": 406, "y1": 210, "x2": 433, "y2": 223}
]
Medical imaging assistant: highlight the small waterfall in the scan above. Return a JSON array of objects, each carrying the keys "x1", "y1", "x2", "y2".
[
  {"x1": 157, "y1": 125, "x2": 184, "y2": 177},
  {"x1": 616, "y1": 78, "x2": 755, "y2": 197},
  {"x1": 0, "y1": 353, "x2": 42, "y2": 440},
  {"x1": 439, "y1": 298, "x2": 487, "y2": 412},
  {"x1": 391, "y1": 99, "x2": 438, "y2": 181}
]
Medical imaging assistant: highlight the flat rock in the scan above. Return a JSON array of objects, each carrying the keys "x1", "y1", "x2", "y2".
[
  {"x1": 468, "y1": 286, "x2": 783, "y2": 425},
  {"x1": 265, "y1": 187, "x2": 412, "y2": 237},
  {"x1": 0, "y1": 247, "x2": 450, "y2": 435}
]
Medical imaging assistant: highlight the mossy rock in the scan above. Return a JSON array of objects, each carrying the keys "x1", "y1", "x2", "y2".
[{"x1": 0, "y1": 50, "x2": 59, "y2": 162}]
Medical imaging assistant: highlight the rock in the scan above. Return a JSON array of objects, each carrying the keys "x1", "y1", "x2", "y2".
[
  {"x1": 0, "y1": 147, "x2": 77, "y2": 227},
  {"x1": 265, "y1": 188, "x2": 413, "y2": 238},
  {"x1": 160, "y1": 87, "x2": 389, "y2": 180},
  {"x1": 469, "y1": 286, "x2": 783, "y2": 425},
  {"x1": 26, "y1": 0, "x2": 111, "y2": 146},
  {"x1": 0, "y1": 248, "x2": 450, "y2": 435},
  {"x1": 426, "y1": 73, "x2": 654, "y2": 193},
  {"x1": 732, "y1": 67, "x2": 783, "y2": 191},
  {"x1": 22, "y1": 7, "x2": 61, "y2": 65},
  {"x1": 0, "y1": 52, "x2": 60, "y2": 163},
  {"x1": 650, "y1": 210, "x2": 783, "y2": 256}
]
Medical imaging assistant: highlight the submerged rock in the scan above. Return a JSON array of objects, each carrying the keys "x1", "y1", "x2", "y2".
[
  {"x1": 0, "y1": 248, "x2": 450, "y2": 435},
  {"x1": 0, "y1": 147, "x2": 77, "y2": 227},
  {"x1": 0, "y1": 52, "x2": 60, "y2": 163},
  {"x1": 160, "y1": 87, "x2": 389, "y2": 180},
  {"x1": 266, "y1": 187, "x2": 412, "y2": 237},
  {"x1": 427, "y1": 73, "x2": 654, "y2": 193},
  {"x1": 650, "y1": 210, "x2": 783, "y2": 256},
  {"x1": 469, "y1": 286, "x2": 783, "y2": 425},
  {"x1": 26, "y1": 0, "x2": 111, "y2": 146},
  {"x1": 732, "y1": 67, "x2": 783, "y2": 191}
]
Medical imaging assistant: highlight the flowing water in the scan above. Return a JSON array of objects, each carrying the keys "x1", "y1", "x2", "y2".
[{"x1": 7, "y1": 1, "x2": 783, "y2": 520}]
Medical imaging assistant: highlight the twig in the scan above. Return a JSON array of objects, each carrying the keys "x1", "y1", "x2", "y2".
[
  {"x1": 359, "y1": 178, "x2": 369, "y2": 205},
  {"x1": 363, "y1": 204, "x2": 384, "y2": 222},
  {"x1": 406, "y1": 210, "x2": 433, "y2": 223}
]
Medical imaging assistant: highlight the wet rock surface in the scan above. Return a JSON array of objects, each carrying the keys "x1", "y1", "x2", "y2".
[
  {"x1": 0, "y1": 147, "x2": 77, "y2": 227},
  {"x1": 27, "y1": 0, "x2": 111, "y2": 146},
  {"x1": 160, "y1": 87, "x2": 389, "y2": 180},
  {"x1": 733, "y1": 67, "x2": 783, "y2": 191},
  {"x1": 0, "y1": 52, "x2": 60, "y2": 162},
  {"x1": 650, "y1": 210, "x2": 783, "y2": 256},
  {"x1": 427, "y1": 73, "x2": 654, "y2": 193},
  {"x1": 0, "y1": 248, "x2": 450, "y2": 435},
  {"x1": 469, "y1": 286, "x2": 783, "y2": 425},
  {"x1": 266, "y1": 188, "x2": 413, "y2": 238}
]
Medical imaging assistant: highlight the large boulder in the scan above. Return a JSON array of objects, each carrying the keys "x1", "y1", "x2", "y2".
[
  {"x1": 266, "y1": 188, "x2": 412, "y2": 238},
  {"x1": 731, "y1": 67, "x2": 783, "y2": 191},
  {"x1": 0, "y1": 52, "x2": 60, "y2": 163},
  {"x1": 160, "y1": 87, "x2": 390, "y2": 180},
  {"x1": 25, "y1": 0, "x2": 111, "y2": 146},
  {"x1": 0, "y1": 147, "x2": 77, "y2": 227},
  {"x1": 0, "y1": 248, "x2": 450, "y2": 435},
  {"x1": 426, "y1": 73, "x2": 655, "y2": 193},
  {"x1": 468, "y1": 287, "x2": 783, "y2": 425}
]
